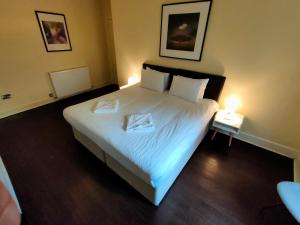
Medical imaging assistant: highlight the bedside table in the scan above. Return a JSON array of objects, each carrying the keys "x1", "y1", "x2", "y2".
[{"x1": 211, "y1": 110, "x2": 244, "y2": 147}]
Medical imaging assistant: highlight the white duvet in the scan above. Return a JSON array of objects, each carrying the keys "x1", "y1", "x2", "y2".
[{"x1": 63, "y1": 84, "x2": 218, "y2": 187}]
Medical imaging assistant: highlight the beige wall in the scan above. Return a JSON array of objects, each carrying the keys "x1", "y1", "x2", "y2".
[
  {"x1": 103, "y1": 0, "x2": 118, "y2": 84},
  {"x1": 110, "y1": 0, "x2": 300, "y2": 157},
  {"x1": 0, "y1": 0, "x2": 112, "y2": 116},
  {"x1": 295, "y1": 159, "x2": 300, "y2": 182}
]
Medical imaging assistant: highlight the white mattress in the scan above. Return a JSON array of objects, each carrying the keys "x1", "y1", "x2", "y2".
[{"x1": 63, "y1": 84, "x2": 218, "y2": 187}]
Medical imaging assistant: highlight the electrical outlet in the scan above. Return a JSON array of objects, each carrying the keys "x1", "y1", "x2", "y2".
[{"x1": 1, "y1": 94, "x2": 11, "y2": 100}]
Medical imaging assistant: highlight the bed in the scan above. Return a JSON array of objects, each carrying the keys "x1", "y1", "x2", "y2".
[{"x1": 63, "y1": 63, "x2": 225, "y2": 205}]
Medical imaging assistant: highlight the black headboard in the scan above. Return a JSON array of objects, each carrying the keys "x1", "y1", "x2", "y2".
[{"x1": 143, "y1": 63, "x2": 226, "y2": 102}]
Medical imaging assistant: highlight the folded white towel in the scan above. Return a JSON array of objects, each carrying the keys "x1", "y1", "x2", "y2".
[
  {"x1": 125, "y1": 113, "x2": 154, "y2": 133},
  {"x1": 93, "y1": 99, "x2": 119, "y2": 113}
]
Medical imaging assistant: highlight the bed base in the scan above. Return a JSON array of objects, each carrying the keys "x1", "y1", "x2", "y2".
[{"x1": 73, "y1": 127, "x2": 209, "y2": 206}]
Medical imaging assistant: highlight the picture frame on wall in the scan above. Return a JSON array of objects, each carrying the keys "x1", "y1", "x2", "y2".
[
  {"x1": 159, "y1": 0, "x2": 212, "y2": 61},
  {"x1": 35, "y1": 11, "x2": 72, "y2": 52}
]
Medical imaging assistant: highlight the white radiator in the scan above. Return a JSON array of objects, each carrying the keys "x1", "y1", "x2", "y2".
[{"x1": 49, "y1": 67, "x2": 92, "y2": 98}]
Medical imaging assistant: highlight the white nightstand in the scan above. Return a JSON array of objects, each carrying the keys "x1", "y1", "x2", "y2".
[{"x1": 211, "y1": 110, "x2": 244, "y2": 147}]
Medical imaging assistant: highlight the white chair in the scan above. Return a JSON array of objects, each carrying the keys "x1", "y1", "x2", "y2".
[{"x1": 277, "y1": 181, "x2": 300, "y2": 223}]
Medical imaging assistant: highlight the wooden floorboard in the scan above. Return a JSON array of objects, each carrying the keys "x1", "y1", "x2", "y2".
[{"x1": 0, "y1": 84, "x2": 297, "y2": 225}]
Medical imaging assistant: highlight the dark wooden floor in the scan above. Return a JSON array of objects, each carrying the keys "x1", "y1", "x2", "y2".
[{"x1": 0, "y1": 85, "x2": 297, "y2": 225}]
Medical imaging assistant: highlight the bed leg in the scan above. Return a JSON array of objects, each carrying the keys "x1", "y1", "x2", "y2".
[
  {"x1": 228, "y1": 135, "x2": 233, "y2": 147},
  {"x1": 211, "y1": 130, "x2": 217, "y2": 140}
]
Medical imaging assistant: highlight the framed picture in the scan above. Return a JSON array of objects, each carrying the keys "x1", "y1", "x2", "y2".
[
  {"x1": 35, "y1": 11, "x2": 72, "y2": 52},
  {"x1": 159, "y1": 0, "x2": 212, "y2": 61}
]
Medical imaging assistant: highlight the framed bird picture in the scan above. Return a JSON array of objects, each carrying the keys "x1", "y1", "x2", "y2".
[{"x1": 159, "y1": 1, "x2": 212, "y2": 61}]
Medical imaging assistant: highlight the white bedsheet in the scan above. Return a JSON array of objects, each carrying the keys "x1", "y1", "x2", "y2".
[{"x1": 63, "y1": 84, "x2": 218, "y2": 187}]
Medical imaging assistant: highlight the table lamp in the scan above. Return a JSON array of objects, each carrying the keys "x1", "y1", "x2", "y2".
[{"x1": 224, "y1": 96, "x2": 240, "y2": 120}]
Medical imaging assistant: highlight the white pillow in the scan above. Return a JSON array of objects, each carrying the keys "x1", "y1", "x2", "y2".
[
  {"x1": 146, "y1": 67, "x2": 170, "y2": 90},
  {"x1": 169, "y1": 76, "x2": 209, "y2": 102},
  {"x1": 140, "y1": 69, "x2": 165, "y2": 92},
  {"x1": 197, "y1": 78, "x2": 209, "y2": 99}
]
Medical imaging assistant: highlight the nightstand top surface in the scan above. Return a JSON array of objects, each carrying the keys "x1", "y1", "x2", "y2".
[{"x1": 214, "y1": 110, "x2": 244, "y2": 130}]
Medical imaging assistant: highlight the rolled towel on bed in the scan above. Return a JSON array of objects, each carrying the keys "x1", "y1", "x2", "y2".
[
  {"x1": 125, "y1": 113, "x2": 154, "y2": 133},
  {"x1": 93, "y1": 99, "x2": 119, "y2": 113}
]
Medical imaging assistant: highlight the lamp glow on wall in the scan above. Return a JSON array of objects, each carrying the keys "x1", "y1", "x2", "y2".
[
  {"x1": 128, "y1": 75, "x2": 139, "y2": 85},
  {"x1": 120, "y1": 74, "x2": 140, "y2": 89},
  {"x1": 224, "y1": 96, "x2": 241, "y2": 120}
]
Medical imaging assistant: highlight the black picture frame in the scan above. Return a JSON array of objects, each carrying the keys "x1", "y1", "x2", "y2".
[
  {"x1": 35, "y1": 11, "x2": 72, "y2": 52},
  {"x1": 159, "y1": 0, "x2": 212, "y2": 61}
]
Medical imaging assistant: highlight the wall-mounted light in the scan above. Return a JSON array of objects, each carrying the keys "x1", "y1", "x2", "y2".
[
  {"x1": 128, "y1": 75, "x2": 139, "y2": 85},
  {"x1": 120, "y1": 74, "x2": 140, "y2": 89}
]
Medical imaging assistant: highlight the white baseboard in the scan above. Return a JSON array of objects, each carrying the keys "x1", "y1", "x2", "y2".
[
  {"x1": 0, "y1": 82, "x2": 112, "y2": 119},
  {"x1": 236, "y1": 131, "x2": 299, "y2": 159}
]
